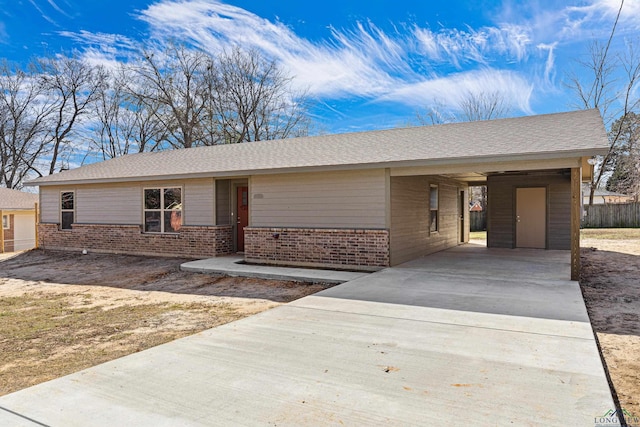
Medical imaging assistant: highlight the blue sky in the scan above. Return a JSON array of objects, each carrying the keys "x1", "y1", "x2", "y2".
[{"x1": 1, "y1": 0, "x2": 639, "y2": 133}]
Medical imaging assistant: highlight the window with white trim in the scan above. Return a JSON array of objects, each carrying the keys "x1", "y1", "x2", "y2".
[
  {"x1": 430, "y1": 184, "x2": 439, "y2": 233},
  {"x1": 2, "y1": 215, "x2": 8, "y2": 229},
  {"x1": 144, "y1": 187, "x2": 182, "y2": 233},
  {"x1": 61, "y1": 191, "x2": 75, "y2": 230}
]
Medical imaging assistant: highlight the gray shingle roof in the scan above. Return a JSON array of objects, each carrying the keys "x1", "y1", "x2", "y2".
[
  {"x1": 28, "y1": 109, "x2": 609, "y2": 186},
  {"x1": 0, "y1": 188, "x2": 39, "y2": 210}
]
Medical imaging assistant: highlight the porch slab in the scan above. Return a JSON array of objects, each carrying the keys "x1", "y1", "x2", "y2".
[{"x1": 180, "y1": 255, "x2": 369, "y2": 284}]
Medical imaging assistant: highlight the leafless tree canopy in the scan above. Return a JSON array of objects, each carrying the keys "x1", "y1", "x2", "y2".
[
  {"x1": 37, "y1": 54, "x2": 107, "y2": 175},
  {"x1": 205, "y1": 47, "x2": 309, "y2": 144},
  {"x1": 606, "y1": 112, "x2": 640, "y2": 200},
  {"x1": 0, "y1": 44, "x2": 311, "y2": 188},
  {"x1": 566, "y1": 0, "x2": 640, "y2": 205},
  {"x1": 416, "y1": 90, "x2": 512, "y2": 126},
  {"x1": 0, "y1": 61, "x2": 50, "y2": 189}
]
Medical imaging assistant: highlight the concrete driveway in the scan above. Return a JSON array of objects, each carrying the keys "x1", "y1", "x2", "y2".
[{"x1": 0, "y1": 244, "x2": 615, "y2": 426}]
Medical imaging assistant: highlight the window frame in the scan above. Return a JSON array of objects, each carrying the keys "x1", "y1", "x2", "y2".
[
  {"x1": 60, "y1": 191, "x2": 75, "y2": 230},
  {"x1": 143, "y1": 186, "x2": 183, "y2": 234},
  {"x1": 2, "y1": 214, "x2": 8, "y2": 229},
  {"x1": 429, "y1": 184, "x2": 439, "y2": 233}
]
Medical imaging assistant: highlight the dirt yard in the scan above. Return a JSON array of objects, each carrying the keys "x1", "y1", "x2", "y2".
[
  {"x1": 0, "y1": 250, "x2": 332, "y2": 396},
  {"x1": 580, "y1": 228, "x2": 640, "y2": 419}
]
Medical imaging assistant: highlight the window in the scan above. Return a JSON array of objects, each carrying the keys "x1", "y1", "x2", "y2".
[
  {"x1": 2, "y1": 215, "x2": 8, "y2": 229},
  {"x1": 61, "y1": 191, "x2": 75, "y2": 230},
  {"x1": 430, "y1": 184, "x2": 439, "y2": 233},
  {"x1": 144, "y1": 187, "x2": 182, "y2": 233}
]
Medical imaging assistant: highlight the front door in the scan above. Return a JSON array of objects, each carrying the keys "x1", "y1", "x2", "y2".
[
  {"x1": 516, "y1": 187, "x2": 546, "y2": 249},
  {"x1": 459, "y1": 190, "x2": 465, "y2": 243},
  {"x1": 236, "y1": 186, "x2": 249, "y2": 252}
]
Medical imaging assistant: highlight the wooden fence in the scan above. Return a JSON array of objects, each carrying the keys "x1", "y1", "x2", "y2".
[
  {"x1": 470, "y1": 211, "x2": 487, "y2": 231},
  {"x1": 582, "y1": 203, "x2": 640, "y2": 228}
]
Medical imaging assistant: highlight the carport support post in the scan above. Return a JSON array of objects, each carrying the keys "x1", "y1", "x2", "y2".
[{"x1": 570, "y1": 168, "x2": 581, "y2": 281}]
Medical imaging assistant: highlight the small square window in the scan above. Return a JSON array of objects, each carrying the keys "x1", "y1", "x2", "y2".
[
  {"x1": 144, "y1": 211, "x2": 161, "y2": 232},
  {"x1": 144, "y1": 189, "x2": 161, "y2": 209},
  {"x1": 164, "y1": 210, "x2": 182, "y2": 232},
  {"x1": 61, "y1": 211, "x2": 74, "y2": 230},
  {"x1": 60, "y1": 191, "x2": 75, "y2": 230},
  {"x1": 164, "y1": 188, "x2": 182, "y2": 210}
]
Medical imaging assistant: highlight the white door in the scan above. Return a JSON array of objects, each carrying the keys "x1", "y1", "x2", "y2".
[{"x1": 14, "y1": 213, "x2": 36, "y2": 251}]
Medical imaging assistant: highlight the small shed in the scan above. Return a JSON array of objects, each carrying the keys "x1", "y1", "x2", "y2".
[{"x1": 0, "y1": 188, "x2": 39, "y2": 253}]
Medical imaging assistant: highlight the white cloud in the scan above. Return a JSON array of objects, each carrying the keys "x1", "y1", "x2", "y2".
[
  {"x1": 27, "y1": 0, "x2": 57, "y2": 26},
  {"x1": 567, "y1": 0, "x2": 640, "y2": 32},
  {"x1": 45, "y1": 0, "x2": 71, "y2": 18},
  {"x1": 58, "y1": 0, "x2": 639, "y2": 120},
  {"x1": 0, "y1": 21, "x2": 7, "y2": 43},
  {"x1": 536, "y1": 42, "x2": 558, "y2": 84},
  {"x1": 380, "y1": 68, "x2": 534, "y2": 115},
  {"x1": 414, "y1": 24, "x2": 532, "y2": 68},
  {"x1": 135, "y1": 0, "x2": 539, "y2": 112}
]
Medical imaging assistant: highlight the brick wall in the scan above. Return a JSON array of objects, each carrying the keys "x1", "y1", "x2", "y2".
[
  {"x1": 38, "y1": 223, "x2": 234, "y2": 258},
  {"x1": 244, "y1": 227, "x2": 390, "y2": 270}
]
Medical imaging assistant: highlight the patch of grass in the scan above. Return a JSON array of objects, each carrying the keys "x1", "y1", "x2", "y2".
[
  {"x1": 469, "y1": 231, "x2": 487, "y2": 240},
  {"x1": 0, "y1": 293, "x2": 241, "y2": 396},
  {"x1": 581, "y1": 228, "x2": 640, "y2": 240}
]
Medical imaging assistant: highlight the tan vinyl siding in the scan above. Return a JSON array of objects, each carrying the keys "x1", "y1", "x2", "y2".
[
  {"x1": 548, "y1": 182, "x2": 571, "y2": 249},
  {"x1": 390, "y1": 176, "x2": 466, "y2": 265},
  {"x1": 216, "y1": 179, "x2": 232, "y2": 225},
  {"x1": 250, "y1": 169, "x2": 387, "y2": 228},
  {"x1": 487, "y1": 171, "x2": 571, "y2": 250},
  {"x1": 40, "y1": 186, "x2": 63, "y2": 223},
  {"x1": 183, "y1": 178, "x2": 214, "y2": 225},
  {"x1": 77, "y1": 184, "x2": 140, "y2": 224},
  {"x1": 41, "y1": 178, "x2": 216, "y2": 227}
]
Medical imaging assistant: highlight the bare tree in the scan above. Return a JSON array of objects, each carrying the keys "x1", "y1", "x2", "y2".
[
  {"x1": 605, "y1": 112, "x2": 640, "y2": 199},
  {"x1": 416, "y1": 90, "x2": 512, "y2": 125},
  {"x1": 458, "y1": 91, "x2": 511, "y2": 122},
  {"x1": 86, "y1": 66, "x2": 167, "y2": 161},
  {"x1": 126, "y1": 44, "x2": 309, "y2": 147},
  {"x1": 127, "y1": 44, "x2": 211, "y2": 149},
  {"x1": 204, "y1": 47, "x2": 309, "y2": 144},
  {"x1": 36, "y1": 54, "x2": 106, "y2": 174},
  {"x1": 1, "y1": 43, "x2": 312, "y2": 186},
  {"x1": 566, "y1": 0, "x2": 640, "y2": 205},
  {"x1": 0, "y1": 61, "x2": 51, "y2": 188}
]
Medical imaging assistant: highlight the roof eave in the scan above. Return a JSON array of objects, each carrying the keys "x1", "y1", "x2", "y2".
[{"x1": 25, "y1": 147, "x2": 610, "y2": 187}]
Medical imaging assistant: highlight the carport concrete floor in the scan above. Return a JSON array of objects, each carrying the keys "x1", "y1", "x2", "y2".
[{"x1": 0, "y1": 244, "x2": 616, "y2": 426}]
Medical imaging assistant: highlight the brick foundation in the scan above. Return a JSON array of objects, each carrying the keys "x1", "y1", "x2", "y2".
[
  {"x1": 244, "y1": 227, "x2": 390, "y2": 270},
  {"x1": 38, "y1": 223, "x2": 234, "y2": 258}
]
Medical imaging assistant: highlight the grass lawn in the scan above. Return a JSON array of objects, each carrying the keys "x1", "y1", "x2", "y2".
[
  {"x1": 469, "y1": 231, "x2": 486, "y2": 240},
  {"x1": 0, "y1": 250, "x2": 331, "y2": 396}
]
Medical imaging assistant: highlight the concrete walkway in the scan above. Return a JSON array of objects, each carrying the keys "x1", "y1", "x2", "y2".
[
  {"x1": 0, "y1": 244, "x2": 616, "y2": 426},
  {"x1": 181, "y1": 255, "x2": 369, "y2": 283}
]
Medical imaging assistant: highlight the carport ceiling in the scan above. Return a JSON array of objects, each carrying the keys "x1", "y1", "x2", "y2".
[
  {"x1": 441, "y1": 172, "x2": 488, "y2": 183},
  {"x1": 442, "y1": 168, "x2": 571, "y2": 184}
]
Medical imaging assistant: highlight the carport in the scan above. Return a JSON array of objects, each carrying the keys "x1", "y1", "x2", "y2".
[{"x1": 0, "y1": 244, "x2": 615, "y2": 426}]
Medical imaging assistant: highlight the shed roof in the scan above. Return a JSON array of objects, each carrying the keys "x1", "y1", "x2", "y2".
[
  {"x1": 0, "y1": 188, "x2": 39, "y2": 210},
  {"x1": 28, "y1": 109, "x2": 609, "y2": 186}
]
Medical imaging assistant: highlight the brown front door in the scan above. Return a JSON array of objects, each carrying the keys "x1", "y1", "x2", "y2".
[
  {"x1": 516, "y1": 187, "x2": 546, "y2": 249},
  {"x1": 236, "y1": 186, "x2": 249, "y2": 252},
  {"x1": 459, "y1": 190, "x2": 465, "y2": 243}
]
